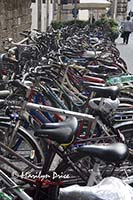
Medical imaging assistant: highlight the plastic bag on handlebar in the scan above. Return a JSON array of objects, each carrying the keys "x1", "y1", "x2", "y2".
[{"x1": 59, "y1": 177, "x2": 133, "y2": 200}]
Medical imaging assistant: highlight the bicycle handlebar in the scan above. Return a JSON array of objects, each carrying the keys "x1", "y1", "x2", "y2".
[{"x1": 26, "y1": 102, "x2": 95, "y2": 121}]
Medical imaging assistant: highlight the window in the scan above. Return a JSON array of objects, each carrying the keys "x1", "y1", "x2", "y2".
[
  {"x1": 61, "y1": 0, "x2": 79, "y2": 4},
  {"x1": 72, "y1": 0, "x2": 80, "y2": 3},
  {"x1": 61, "y1": 0, "x2": 68, "y2": 4}
]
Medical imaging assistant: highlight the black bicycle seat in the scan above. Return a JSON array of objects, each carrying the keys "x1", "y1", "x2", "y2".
[
  {"x1": 77, "y1": 143, "x2": 129, "y2": 164},
  {"x1": 34, "y1": 117, "x2": 78, "y2": 144},
  {"x1": 87, "y1": 85, "x2": 120, "y2": 100}
]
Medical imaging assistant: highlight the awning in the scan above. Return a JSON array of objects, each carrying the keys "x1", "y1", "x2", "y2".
[
  {"x1": 77, "y1": 0, "x2": 111, "y2": 9},
  {"x1": 63, "y1": 0, "x2": 111, "y2": 10}
]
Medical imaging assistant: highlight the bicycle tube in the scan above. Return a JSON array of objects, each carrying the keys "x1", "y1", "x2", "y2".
[
  {"x1": 55, "y1": 152, "x2": 93, "y2": 187},
  {"x1": 41, "y1": 83, "x2": 71, "y2": 110},
  {"x1": 55, "y1": 147, "x2": 133, "y2": 188}
]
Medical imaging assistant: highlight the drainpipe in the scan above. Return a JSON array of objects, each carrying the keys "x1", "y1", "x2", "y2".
[
  {"x1": 53, "y1": 0, "x2": 56, "y2": 20},
  {"x1": 113, "y1": 0, "x2": 118, "y2": 19},
  {"x1": 46, "y1": 0, "x2": 49, "y2": 30},
  {"x1": 37, "y1": 0, "x2": 42, "y2": 30},
  {"x1": 59, "y1": 0, "x2": 62, "y2": 21},
  {"x1": 74, "y1": 0, "x2": 78, "y2": 24}
]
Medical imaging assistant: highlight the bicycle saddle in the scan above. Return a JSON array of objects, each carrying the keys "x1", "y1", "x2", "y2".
[
  {"x1": 77, "y1": 143, "x2": 129, "y2": 164},
  {"x1": 87, "y1": 85, "x2": 120, "y2": 100},
  {"x1": 86, "y1": 65, "x2": 118, "y2": 73},
  {"x1": 34, "y1": 117, "x2": 78, "y2": 144}
]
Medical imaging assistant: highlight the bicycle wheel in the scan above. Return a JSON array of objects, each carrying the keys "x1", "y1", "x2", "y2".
[
  {"x1": 0, "y1": 121, "x2": 44, "y2": 176},
  {"x1": 55, "y1": 152, "x2": 94, "y2": 187},
  {"x1": 112, "y1": 122, "x2": 133, "y2": 179},
  {"x1": 48, "y1": 153, "x2": 95, "y2": 199},
  {"x1": 114, "y1": 122, "x2": 133, "y2": 151},
  {"x1": 55, "y1": 149, "x2": 133, "y2": 188}
]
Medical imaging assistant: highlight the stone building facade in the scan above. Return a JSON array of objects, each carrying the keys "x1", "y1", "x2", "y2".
[
  {"x1": 117, "y1": 0, "x2": 128, "y2": 20},
  {"x1": 0, "y1": 0, "x2": 31, "y2": 50}
]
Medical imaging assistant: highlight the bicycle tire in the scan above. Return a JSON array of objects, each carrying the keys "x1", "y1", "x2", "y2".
[
  {"x1": 55, "y1": 148, "x2": 133, "y2": 189},
  {"x1": 0, "y1": 121, "x2": 44, "y2": 175},
  {"x1": 55, "y1": 151, "x2": 94, "y2": 187},
  {"x1": 50, "y1": 151, "x2": 94, "y2": 199},
  {"x1": 114, "y1": 121, "x2": 133, "y2": 151}
]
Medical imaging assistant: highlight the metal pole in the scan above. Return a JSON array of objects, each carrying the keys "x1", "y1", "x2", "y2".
[
  {"x1": 37, "y1": 0, "x2": 42, "y2": 30},
  {"x1": 74, "y1": 0, "x2": 78, "y2": 24},
  {"x1": 59, "y1": 0, "x2": 62, "y2": 21},
  {"x1": 113, "y1": 0, "x2": 118, "y2": 19},
  {"x1": 46, "y1": 0, "x2": 49, "y2": 30},
  {"x1": 52, "y1": 0, "x2": 56, "y2": 20}
]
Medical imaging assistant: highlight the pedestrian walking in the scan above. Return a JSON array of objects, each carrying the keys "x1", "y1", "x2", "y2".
[
  {"x1": 120, "y1": 16, "x2": 132, "y2": 44},
  {"x1": 129, "y1": 10, "x2": 133, "y2": 17},
  {"x1": 92, "y1": 15, "x2": 95, "y2": 24}
]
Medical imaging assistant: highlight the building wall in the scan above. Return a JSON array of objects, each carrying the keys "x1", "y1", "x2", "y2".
[
  {"x1": 110, "y1": 0, "x2": 128, "y2": 21},
  {"x1": 0, "y1": 0, "x2": 31, "y2": 50},
  {"x1": 56, "y1": 1, "x2": 78, "y2": 21},
  {"x1": 55, "y1": 0, "x2": 111, "y2": 22},
  {"x1": 42, "y1": 2, "x2": 53, "y2": 31},
  {"x1": 56, "y1": 0, "x2": 128, "y2": 22},
  {"x1": 31, "y1": 0, "x2": 54, "y2": 32},
  {"x1": 31, "y1": 1, "x2": 38, "y2": 30},
  {"x1": 117, "y1": 0, "x2": 128, "y2": 20}
]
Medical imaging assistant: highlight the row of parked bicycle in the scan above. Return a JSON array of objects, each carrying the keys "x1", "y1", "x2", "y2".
[{"x1": 0, "y1": 24, "x2": 133, "y2": 200}]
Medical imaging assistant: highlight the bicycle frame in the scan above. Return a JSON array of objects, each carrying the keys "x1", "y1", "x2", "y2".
[
  {"x1": 0, "y1": 82, "x2": 130, "y2": 179},
  {"x1": 0, "y1": 170, "x2": 33, "y2": 200},
  {"x1": 26, "y1": 101, "x2": 123, "y2": 143}
]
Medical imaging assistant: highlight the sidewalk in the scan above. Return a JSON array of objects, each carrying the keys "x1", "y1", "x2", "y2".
[
  {"x1": 116, "y1": 33, "x2": 133, "y2": 74},
  {"x1": 115, "y1": 0, "x2": 133, "y2": 74}
]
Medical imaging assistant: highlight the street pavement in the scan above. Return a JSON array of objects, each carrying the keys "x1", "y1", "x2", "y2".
[
  {"x1": 116, "y1": 0, "x2": 133, "y2": 74},
  {"x1": 116, "y1": 33, "x2": 133, "y2": 74}
]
